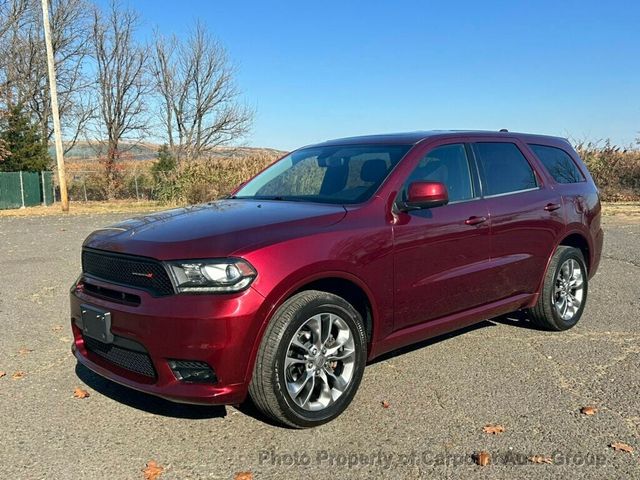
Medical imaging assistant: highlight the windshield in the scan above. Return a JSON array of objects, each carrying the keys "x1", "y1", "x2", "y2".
[{"x1": 234, "y1": 144, "x2": 412, "y2": 204}]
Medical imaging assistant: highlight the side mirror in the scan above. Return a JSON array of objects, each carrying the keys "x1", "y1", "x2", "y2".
[{"x1": 401, "y1": 181, "x2": 449, "y2": 210}]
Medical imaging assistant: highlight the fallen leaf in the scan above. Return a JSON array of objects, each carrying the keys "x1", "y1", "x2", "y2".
[
  {"x1": 73, "y1": 387, "x2": 90, "y2": 399},
  {"x1": 51, "y1": 325, "x2": 63, "y2": 332},
  {"x1": 0, "y1": 371, "x2": 6, "y2": 378},
  {"x1": 580, "y1": 406, "x2": 598, "y2": 415},
  {"x1": 529, "y1": 455, "x2": 553, "y2": 464},
  {"x1": 12, "y1": 371, "x2": 25, "y2": 380},
  {"x1": 18, "y1": 347, "x2": 33, "y2": 355},
  {"x1": 610, "y1": 442, "x2": 634, "y2": 453},
  {"x1": 381, "y1": 400, "x2": 391, "y2": 409},
  {"x1": 234, "y1": 473, "x2": 253, "y2": 480},
  {"x1": 474, "y1": 451, "x2": 491, "y2": 466},
  {"x1": 482, "y1": 424, "x2": 505, "y2": 435},
  {"x1": 142, "y1": 460, "x2": 164, "y2": 480}
]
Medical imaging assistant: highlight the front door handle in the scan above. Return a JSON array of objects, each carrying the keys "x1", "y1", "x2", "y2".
[
  {"x1": 465, "y1": 216, "x2": 487, "y2": 226},
  {"x1": 544, "y1": 203, "x2": 561, "y2": 212}
]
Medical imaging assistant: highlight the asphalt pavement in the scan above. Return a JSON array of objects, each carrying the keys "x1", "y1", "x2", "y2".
[{"x1": 0, "y1": 212, "x2": 638, "y2": 479}]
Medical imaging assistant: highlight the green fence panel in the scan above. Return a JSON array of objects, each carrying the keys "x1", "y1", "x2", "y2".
[
  {"x1": 41, "y1": 171, "x2": 54, "y2": 206},
  {"x1": 0, "y1": 172, "x2": 23, "y2": 209},
  {"x1": 22, "y1": 172, "x2": 41, "y2": 207},
  {"x1": 0, "y1": 171, "x2": 55, "y2": 209}
]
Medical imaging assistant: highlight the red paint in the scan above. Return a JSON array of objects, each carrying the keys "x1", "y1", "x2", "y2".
[
  {"x1": 70, "y1": 131, "x2": 603, "y2": 405},
  {"x1": 407, "y1": 181, "x2": 448, "y2": 205}
]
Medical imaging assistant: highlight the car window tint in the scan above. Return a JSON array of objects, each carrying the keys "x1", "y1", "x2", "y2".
[
  {"x1": 402, "y1": 144, "x2": 474, "y2": 202},
  {"x1": 529, "y1": 144, "x2": 585, "y2": 184},
  {"x1": 474, "y1": 142, "x2": 537, "y2": 196},
  {"x1": 244, "y1": 145, "x2": 411, "y2": 203}
]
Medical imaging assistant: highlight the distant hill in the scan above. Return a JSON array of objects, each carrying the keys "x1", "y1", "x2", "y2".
[{"x1": 50, "y1": 141, "x2": 286, "y2": 161}]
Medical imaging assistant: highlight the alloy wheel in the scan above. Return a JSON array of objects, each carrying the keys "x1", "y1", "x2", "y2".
[
  {"x1": 284, "y1": 313, "x2": 356, "y2": 411},
  {"x1": 554, "y1": 258, "x2": 584, "y2": 321}
]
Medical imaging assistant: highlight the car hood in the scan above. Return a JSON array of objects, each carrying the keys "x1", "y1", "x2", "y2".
[{"x1": 83, "y1": 199, "x2": 347, "y2": 259}]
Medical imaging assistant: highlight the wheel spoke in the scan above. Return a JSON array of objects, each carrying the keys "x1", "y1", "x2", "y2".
[
  {"x1": 324, "y1": 367, "x2": 348, "y2": 391},
  {"x1": 308, "y1": 315, "x2": 322, "y2": 349},
  {"x1": 562, "y1": 262, "x2": 571, "y2": 280},
  {"x1": 570, "y1": 275, "x2": 583, "y2": 289},
  {"x1": 288, "y1": 370, "x2": 313, "y2": 399},
  {"x1": 327, "y1": 347, "x2": 355, "y2": 362},
  {"x1": 316, "y1": 370, "x2": 333, "y2": 407},
  {"x1": 300, "y1": 374, "x2": 316, "y2": 408},
  {"x1": 321, "y1": 314, "x2": 332, "y2": 346},
  {"x1": 561, "y1": 296, "x2": 569, "y2": 318},
  {"x1": 285, "y1": 355, "x2": 306, "y2": 369},
  {"x1": 290, "y1": 337, "x2": 310, "y2": 354}
]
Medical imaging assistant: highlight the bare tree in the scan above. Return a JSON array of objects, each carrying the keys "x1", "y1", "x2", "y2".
[
  {"x1": 152, "y1": 23, "x2": 251, "y2": 162},
  {"x1": 89, "y1": 0, "x2": 149, "y2": 191},
  {"x1": 0, "y1": 0, "x2": 30, "y2": 107},
  {"x1": 0, "y1": 0, "x2": 28, "y2": 40},
  {"x1": 0, "y1": 0, "x2": 92, "y2": 154}
]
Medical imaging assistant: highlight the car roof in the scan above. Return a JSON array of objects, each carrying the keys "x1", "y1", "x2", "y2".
[{"x1": 308, "y1": 130, "x2": 569, "y2": 147}]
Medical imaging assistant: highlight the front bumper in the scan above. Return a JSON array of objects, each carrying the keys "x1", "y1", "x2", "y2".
[{"x1": 70, "y1": 276, "x2": 266, "y2": 405}]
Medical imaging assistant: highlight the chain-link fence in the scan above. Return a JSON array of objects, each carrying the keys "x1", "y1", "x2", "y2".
[{"x1": 66, "y1": 170, "x2": 170, "y2": 202}]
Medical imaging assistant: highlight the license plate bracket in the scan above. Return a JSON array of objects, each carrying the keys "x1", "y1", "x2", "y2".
[{"x1": 81, "y1": 305, "x2": 113, "y2": 344}]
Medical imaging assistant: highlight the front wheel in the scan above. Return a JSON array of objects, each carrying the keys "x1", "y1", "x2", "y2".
[
  {"x1": 249, "y1": 290, "x2": 367, "y2": 428},
  {"x1": 529, "y1": 246, "x2": 588, "y2": 331}
]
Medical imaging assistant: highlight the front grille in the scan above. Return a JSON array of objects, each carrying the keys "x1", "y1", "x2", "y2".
[
  {"x1": 83, "y1": 281, "x2": 141, "y2": 306},
  {"x1": 82, "y1": 248, "x2": 174, "y2": 296},
  {"x1": 83, "y1": 336, "x2": 156, "y2": 378}
]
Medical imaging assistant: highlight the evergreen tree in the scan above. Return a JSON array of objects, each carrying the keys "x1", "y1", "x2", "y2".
[
  {"x1": 151, "y1": 144, "x2": 176, "y2": 180},
  {"x1": 0, "y1": 106, "x2": 50, "y2": 172}
]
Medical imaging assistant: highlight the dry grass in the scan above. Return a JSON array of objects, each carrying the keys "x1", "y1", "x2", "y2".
[
  {"x1": 0, "y1": 200, "x2": 164, "y2": 217},
  {"x1": 602, "y1": 202, "x2": 640, "y2": 220}
]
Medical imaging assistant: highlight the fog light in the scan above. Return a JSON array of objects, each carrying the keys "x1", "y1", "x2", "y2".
[{"x1": 168, "y1": 360, "x2": 217, "y2": 384}]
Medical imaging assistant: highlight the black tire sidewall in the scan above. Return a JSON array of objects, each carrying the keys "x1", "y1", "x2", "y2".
[
  {"x1": 271, "y1": 297, "x2": 367, "y2": 427},
  {"x1": 547, "y1": 248, "x2": 588, "y2": 330}
]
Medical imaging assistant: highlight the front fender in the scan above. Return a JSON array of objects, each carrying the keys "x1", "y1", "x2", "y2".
[{"x1": 241, "y1": 264, "x2": 385, "y2": 387}]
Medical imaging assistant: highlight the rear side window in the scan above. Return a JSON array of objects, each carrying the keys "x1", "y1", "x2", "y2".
[
  {"x1": 473, "y1": 142, "x2": 538, "y2": 196},
  {"x1": 529, "y1": 144, "x2": 585, "y2": 184}
]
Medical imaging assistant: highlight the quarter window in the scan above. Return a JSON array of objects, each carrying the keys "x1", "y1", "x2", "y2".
[
  {"x1": 473, "y1": 142, "x2": 537, "y2": 196},
  {"x1": 529, "y1": 144, "x2": 585, "y2": 184},
  {"x1": 401, "y1": 144, "x2": 475, "y2": 203}
]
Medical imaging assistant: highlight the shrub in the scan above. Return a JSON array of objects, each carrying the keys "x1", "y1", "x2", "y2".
[
  {"x1": 575, "y1": 141, "x2": 640, "y2": 201},
  {"x1": 153, "y1": 151, "x2": 280, "y2": 204}
]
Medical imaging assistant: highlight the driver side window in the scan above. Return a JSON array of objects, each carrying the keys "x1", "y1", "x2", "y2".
[{"x1": 401, "y1": 144, "x2": 475, "y2": 203}]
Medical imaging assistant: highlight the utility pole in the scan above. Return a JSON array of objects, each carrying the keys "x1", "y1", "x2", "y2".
[{"x1": 41, "y1": 0, "x2": 69, "y2": 212}]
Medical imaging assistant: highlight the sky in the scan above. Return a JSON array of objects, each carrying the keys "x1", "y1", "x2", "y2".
[{"x1": 114, "y1": 0, "x2": 639, "y2": 151}]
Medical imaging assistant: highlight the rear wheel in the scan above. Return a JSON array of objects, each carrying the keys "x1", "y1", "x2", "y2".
[
  {"x1": 529, "y1": 246, "x2": 588, "y2": 330},
  {"x1": 249, "y1": 290, "x2": 367, "y2": 428}
]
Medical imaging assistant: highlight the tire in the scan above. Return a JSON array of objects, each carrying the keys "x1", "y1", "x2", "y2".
[
  {"x1": 529, "y1": 246, "x2": 588, "y2": 331},
  {"x1": 249, "y1": 290, "x2": 367, "y2": 428}
]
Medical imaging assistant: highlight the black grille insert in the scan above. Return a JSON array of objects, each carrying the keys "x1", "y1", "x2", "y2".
[
  {"x1": 83, "y1": 282, "x2": 141, "y2": 306},
  {"x1": 83, "y1": 336, "x2": 156, "y2": 378},
  {"x1": 82, "y1": 248, "x2": 174, "y2": 296}
]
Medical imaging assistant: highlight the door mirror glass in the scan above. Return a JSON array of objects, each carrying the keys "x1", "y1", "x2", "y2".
[{"x1": 403, "y1": 181, "x2": 449, "y2": 210}]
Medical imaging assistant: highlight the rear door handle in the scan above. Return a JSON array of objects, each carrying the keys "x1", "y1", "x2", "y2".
[
  {"x1": 544, "y1": 203, "x2": 561, "y2": 212},
  {"x1": 465, "y1": 216, "x2": 487, "y2": 225}
]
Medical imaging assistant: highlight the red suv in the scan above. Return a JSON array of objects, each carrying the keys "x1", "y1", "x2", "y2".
[{"x1": 70, "y1": 131, "x2": 603, "y2": 427}]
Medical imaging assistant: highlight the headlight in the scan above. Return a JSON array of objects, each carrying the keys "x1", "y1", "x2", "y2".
[{"x1": 166, "y1": 259, "x2": 257, "y2": 293}]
